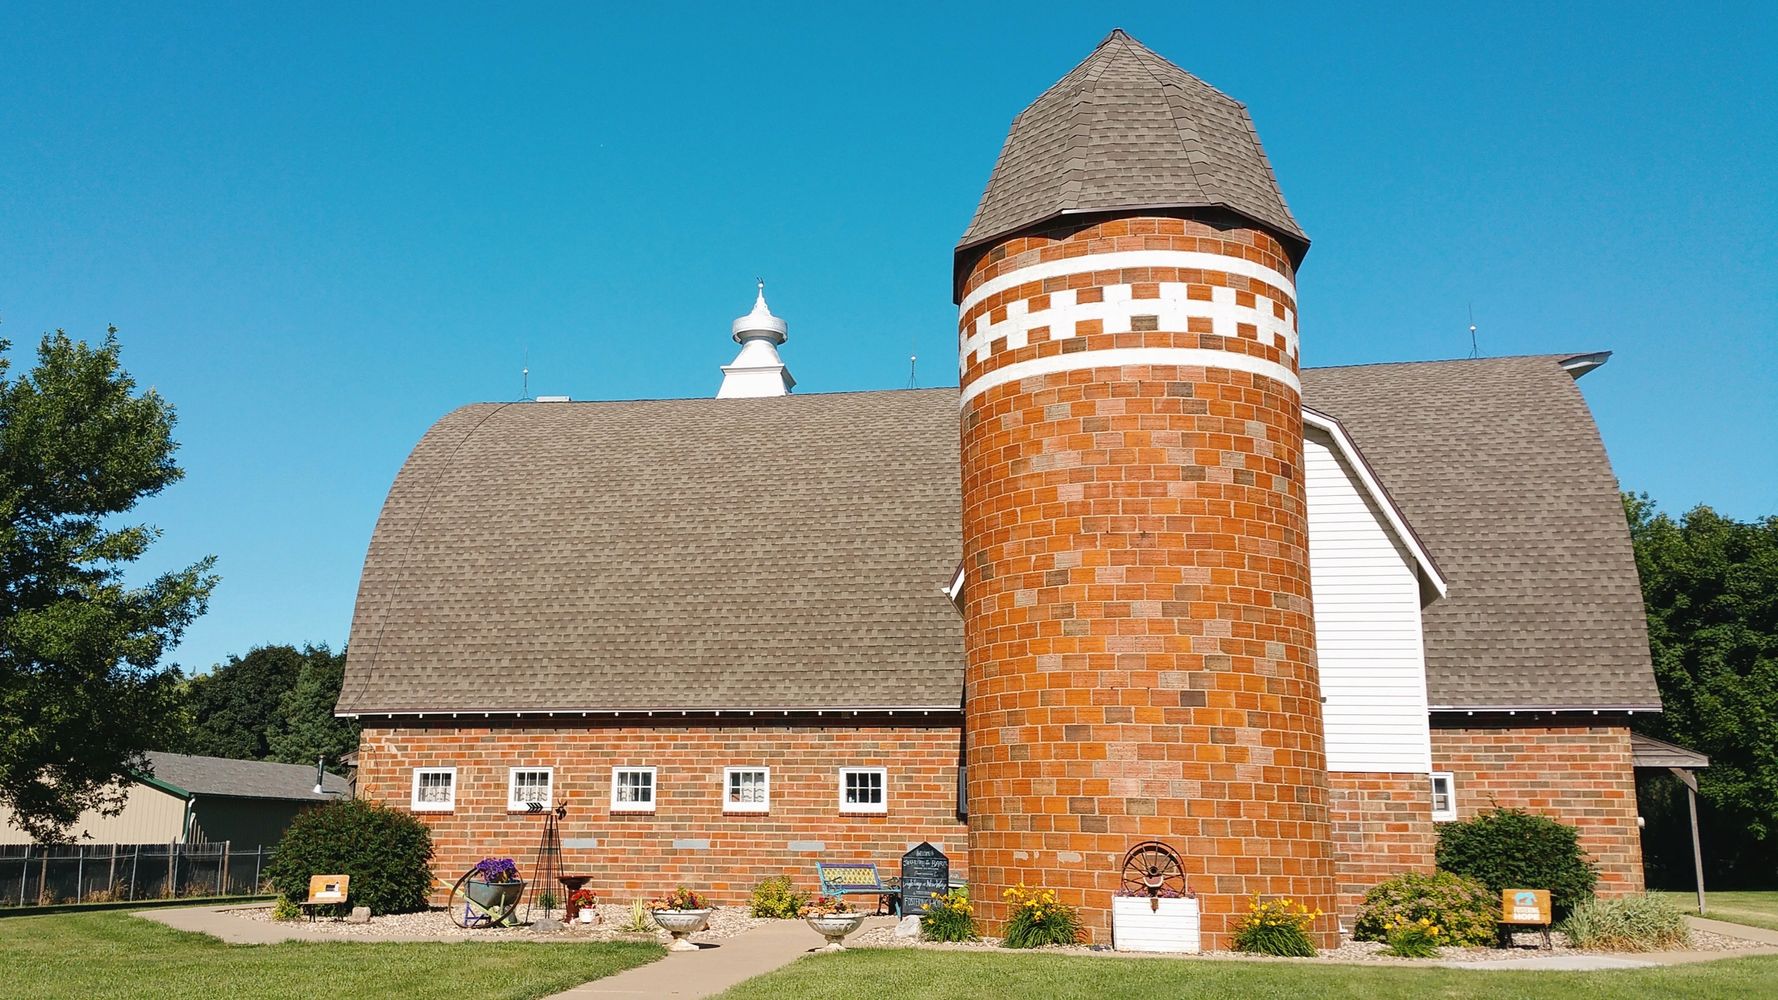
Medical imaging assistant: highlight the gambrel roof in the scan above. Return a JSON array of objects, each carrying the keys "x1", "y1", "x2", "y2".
[{"x1": 338, "y1": 354, "x2": 1658, "y2": 718}]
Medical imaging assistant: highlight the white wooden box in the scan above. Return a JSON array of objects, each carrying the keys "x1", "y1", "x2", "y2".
[{"x1": 1112, "y1": 895, "x2": 1201, "y2": 953}]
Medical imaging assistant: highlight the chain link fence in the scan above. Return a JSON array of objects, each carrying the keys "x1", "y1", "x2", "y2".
[{"x1": 0, "y1": 842, "x2": 274, "y2": 907}]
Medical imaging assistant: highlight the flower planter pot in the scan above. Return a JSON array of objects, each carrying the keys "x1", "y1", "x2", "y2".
[
  {"x1": 805, "y1": 912, "x2": 868, "y2": 951},
  {"x1": 1112, "y1": 895, "x2": 1200, "y2": 953},
  {"x1": 651, "y1": 908, "x2": 713, "y2": 951},
  {"x1": 466, "y1": 879, "x2": 526, "y2": 925},
  {"x1": 577, "y1": 908, "x2": 597, "y2": 925}
]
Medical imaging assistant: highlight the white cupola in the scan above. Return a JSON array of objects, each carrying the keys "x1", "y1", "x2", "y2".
[{"x1": 716, "y1": 281, "x2": 796, "y2": 398}]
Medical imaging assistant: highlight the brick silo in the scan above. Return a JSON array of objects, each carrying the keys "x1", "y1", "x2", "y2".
[{"x1": 956, "y1": 30, "x2": 1337, "y2": 948}]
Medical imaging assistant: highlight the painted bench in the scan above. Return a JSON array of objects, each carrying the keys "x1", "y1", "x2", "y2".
[{"x1": 815, "y1": 862, "x2": 897, "y2": 915}]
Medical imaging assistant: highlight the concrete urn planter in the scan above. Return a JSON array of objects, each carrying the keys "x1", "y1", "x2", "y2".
[
  {"x1": 651, "y1": 908, "x2": 713, "y2": 951},
  {"x1": 1111, "y1": 895, "x2": 1200, "y2": 953},
  {"x1": 805, "y1": 912, "x2": 868, "y2": 950}
]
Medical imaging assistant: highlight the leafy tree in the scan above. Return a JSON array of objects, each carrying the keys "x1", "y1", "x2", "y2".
[
  {"x1": 181, "y1": 643, "x2": 359, "y2": 767},
  {"x1": 266, "y1": 644, "x2": 361, "y2": 766},
  {"x1": 0, "y1": 329, "x2": 217, "y2": 842},
  {"x1": 1626, "y1": 493, "x2": 1778, "y2": 888},
  {"x1": 182, "y1": 644, "x2": 307, "y2": 760}
]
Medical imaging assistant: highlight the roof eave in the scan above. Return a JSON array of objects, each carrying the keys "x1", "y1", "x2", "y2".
[
  {"x1": 952, "y1": 202, "x2": 1310, "y2": 303},
  {"x1": 1560, "y1": 351, "x2": 1613, "y2": 379},
  {"x1": 1430, "y1": 704, "x2": 1662, "y2": 714},
  {"x1": 132, "y1": 772, "x2": 192, "y2": 800},
  {"x1": 337, "y1": 704, "x2": 965, "y2": 720}
]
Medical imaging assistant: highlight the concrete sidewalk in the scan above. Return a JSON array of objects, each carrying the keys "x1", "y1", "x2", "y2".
[
  {"x1": 546, "y1": 917, "x2": 889, "y2": 999},
  {"x1": 1690, "y1": 914, "x2": 1778, "y2": 947}
]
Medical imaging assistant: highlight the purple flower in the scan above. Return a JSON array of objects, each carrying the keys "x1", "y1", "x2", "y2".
[{"x1": 472, "y1": 857, "x2": 520, "y2": 883}]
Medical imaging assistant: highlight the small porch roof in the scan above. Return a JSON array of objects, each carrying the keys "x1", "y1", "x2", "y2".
[{"x1": 1630, "y1": 732, "x2": 1710, "y2": 770}]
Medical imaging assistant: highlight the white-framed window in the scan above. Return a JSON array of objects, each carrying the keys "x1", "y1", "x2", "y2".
[
  {"x1": 611, "y1": 766, "x2": 657, "y2": 812},
  {"x1": 723, "y1": 767, "x2": 769, "y2": 813},
  {"x1": 839, "y1": 767, "x2": 887, "y2": 814},
  {"x1": 507, "y1": 767, "x2": 553, "y2": 812},
  {"x1": 411, "y1": 767, "x2": 456, "y2": 812},
  {"x1": 1430, "y1": 772, "x2": 1457, "y2": 822}
]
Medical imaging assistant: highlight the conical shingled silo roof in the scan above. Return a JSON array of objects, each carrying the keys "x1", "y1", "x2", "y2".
[{"x1": 956, "y1": 30, "x2": 1308, "y2": 288}]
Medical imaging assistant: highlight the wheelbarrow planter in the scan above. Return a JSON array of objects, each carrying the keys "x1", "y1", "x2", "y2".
[{"x1": 467, "y1": 878, "x2": 527, "y2": 912}]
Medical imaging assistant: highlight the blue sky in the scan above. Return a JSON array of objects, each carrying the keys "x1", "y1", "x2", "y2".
[{"x1": 2, "y1": 3, "x2": 1774, "y2": 674}]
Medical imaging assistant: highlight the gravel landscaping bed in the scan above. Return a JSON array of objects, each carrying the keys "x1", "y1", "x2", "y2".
[
  {"x1": 848, "y1": 924, "x2": 1768, "y2": 962},
  {"x1": 232, "y1": 903, "x2": 768, "y2": 942}
]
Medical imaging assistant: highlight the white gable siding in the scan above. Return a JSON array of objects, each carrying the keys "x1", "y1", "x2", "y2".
[{"x1": 1305, "y1": 428, "x2": 1433, "y2": 773}]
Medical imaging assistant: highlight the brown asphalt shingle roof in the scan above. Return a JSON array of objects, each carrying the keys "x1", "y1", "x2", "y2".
[
  {"x1": 1301, "y1": 355, "x2": 1658, "y2": 710},
  {"x1": 340, "y1": 390, "x2": 965, "y2": 715},
  {"x1": 957, "y1": 30, "x2": 1308, "y2": 270},
  {"x1": 339, "y1": 356, "x2": 1658, "y2": 716}
]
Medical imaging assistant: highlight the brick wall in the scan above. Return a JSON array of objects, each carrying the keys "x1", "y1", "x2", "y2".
[
  {"x1": 1327, "y1": 772, "x2": 1437, "y2": 923},
  {"x1": 356, "y1": 717, "x2": 968, "y2": 905},
  {"x1": 1431, "y1": 722, "x2": 1644, "y2": 894},
  {"x1": 958, "y1": 215, "x2": 1337, "y2": 948}
]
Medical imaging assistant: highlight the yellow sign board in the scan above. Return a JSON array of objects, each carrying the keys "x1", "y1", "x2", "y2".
[
  {"x1": 1500, "y1": 888, "x2": 1551, "y2": 925},
  {"x1": 307, "y1": 874, "x2": 350, "y2": 904}
]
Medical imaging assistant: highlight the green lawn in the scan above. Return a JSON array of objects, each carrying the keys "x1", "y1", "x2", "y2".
[
  {"x1": 716, "y1": 949, "x2": 1778, "y2": 1000},
  {"x1": 0, "y1": 911, "x2": 664, "y2": 1000},
  {"x1": 1656, "y1": 890, "x2": 1778, "y2": 933}
]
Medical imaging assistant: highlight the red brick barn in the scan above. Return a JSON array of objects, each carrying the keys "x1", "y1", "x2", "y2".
[{"x1": 338, "y1": 31, "x2": 1659, "y2": 949}]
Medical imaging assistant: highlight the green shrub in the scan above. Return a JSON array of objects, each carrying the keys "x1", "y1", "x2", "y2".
[
  {"x1": 1436, "y1": 807, "x2": 1598, "y2": 916},
  {"x1": 270, "y1": 895, "x2": 301, "y2": 921},
  {"x1": 749, "y1": 876, "x2": 808, "y2": 919},
  {"x1": 1231, "y1": 896, "x2": 1320, "y2": 957},
  {"x1": 1559, "y1": 894, "x2": 1690, "y2": 951},
  {"x1": 1000, "y1": 885, "x2": 1081, "y2": 948},
  {"x1": 1354, "y1": 871, "x2": 1498, "y2": 947},
  {"x1": 1382, "y1": 914, "x2": 1445, "y2": 957},
  {"x1": 919, "y1": 888, "x2": 979, "y2": 943},
  {"x1": 265, "y1": 798, "x2": 434, "y2": 916}
]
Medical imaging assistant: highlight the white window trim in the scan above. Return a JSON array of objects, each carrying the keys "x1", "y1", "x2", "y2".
[
  {"x1": 411, "y1": 766, "x2": 457, "y2": 813},
  {"x1": 838, "y1": 767, "x2": 888, "y2": 815},
  {"x1": 611, "y1": 766, "x2": 657, "y2": 813},
  {"x1": 506, "y1": 766, "x2": 554, "y2": 812},
  {"x1": 723, "y1": 767, "x2": 770, "y2": 813},
  {"x1": 1430, "y1": 771, "x2": 1457, "y2": 822}
]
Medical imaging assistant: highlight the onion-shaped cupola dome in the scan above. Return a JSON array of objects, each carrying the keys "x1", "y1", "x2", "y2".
[{"x1": 716, "y1": 281, "x2": 795, "y2": 398}]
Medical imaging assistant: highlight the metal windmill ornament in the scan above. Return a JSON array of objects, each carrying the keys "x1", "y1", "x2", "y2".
[{"x1": 524, "y1": 799, "x2": 569, "y2": 925}]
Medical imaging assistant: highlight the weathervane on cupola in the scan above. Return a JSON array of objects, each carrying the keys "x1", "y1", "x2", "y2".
[{"x1": 715, "y1": 280, "x2": 795, "y2": 398}]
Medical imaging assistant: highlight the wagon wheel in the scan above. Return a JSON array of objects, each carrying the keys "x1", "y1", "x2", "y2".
[
  {"x1": 1120, "y1": 841, "x2": 1186, "y2": 898},
  {"x1": 447, "y1": 868, "x2": 521, "y2": 929}
]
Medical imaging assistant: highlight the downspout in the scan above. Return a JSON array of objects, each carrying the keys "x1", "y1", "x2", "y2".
[{"x1": 182, "y1": 794, "x2": 196, "y2": 843}]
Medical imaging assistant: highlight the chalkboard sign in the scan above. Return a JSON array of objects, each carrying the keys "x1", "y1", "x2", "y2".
[{"x1": 900, "y1": 842, "x2": 950, "y2": 918}]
